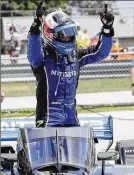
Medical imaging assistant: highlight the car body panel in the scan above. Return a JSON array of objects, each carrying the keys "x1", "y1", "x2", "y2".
[
  {"x1": 1, "y1": 127, "x2": 134, "y2": 175},
  {"x1": 1, "y1": 117, "x2": 134, "y2": 175},
  {"x1": 94, "y1": 165, "x2": 134, "y2": 175},
  {"x1": 115, "y1": 139, "x2": 134, "y2": 165}
]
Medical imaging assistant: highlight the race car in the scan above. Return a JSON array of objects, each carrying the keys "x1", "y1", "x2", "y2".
[
  {"x1": 115, "y1": 139, "x2": 134, "y2": 165},
  {"x1": 1, "y1": 116, "x2": 134, "y2": 175},
  {"x1": 1, "y1": 127, "x2": 134, "y2": 175}
]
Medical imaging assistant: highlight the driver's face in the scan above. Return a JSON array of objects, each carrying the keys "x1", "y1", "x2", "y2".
[{"x1": 62, "y1": 36, "x2": 71, "y2": 42}]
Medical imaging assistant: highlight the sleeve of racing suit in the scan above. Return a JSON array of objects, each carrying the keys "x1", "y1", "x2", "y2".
[
  {"x1": 27, "y1": 20, "x2": 44, "y2": 68},
  {"x1": 77, "y1": 32, "x2": 113, "y2": 67}
]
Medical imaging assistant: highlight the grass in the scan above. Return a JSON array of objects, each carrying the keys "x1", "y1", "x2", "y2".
[
  {"x1": 77, "y1": 105, "x2": 134, "y2": 113},
  {"x1": 1, "y1": 78, "x2": 133, "y2": 118},
  {"x1": 1, "y1": 82, "x2": 36, "y2": 97},
  {"x1": 1, "y1": 109, "x2": 35, "y2": 118},
  {"x1": 1, "y1": 105, "x2": 134, "y2": 118},
  {"x1": 77, "y1": 78, "x2": 131, "y2": 93},
  {"x1": 1, "y1": 78, "x2": 131, "y2": 97}
]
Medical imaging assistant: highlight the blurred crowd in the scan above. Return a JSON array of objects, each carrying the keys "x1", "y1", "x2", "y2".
[
  {"x1": 0, "y1": 90, "x2": 5, "y2": 103},
  {"x1": 75, "y1": 22, "x2": 91, "y2": 48},
  {"x1": 8, "y1": 26, "x2": 22, "y2": 63}
]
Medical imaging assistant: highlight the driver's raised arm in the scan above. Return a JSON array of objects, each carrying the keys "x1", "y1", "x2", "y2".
[
  {"x1": 27, "y1": 1, "x2": 44, "y2": 68},
  {"x1": 77, "y1": 6, "x2": 114, "y2": 67}
]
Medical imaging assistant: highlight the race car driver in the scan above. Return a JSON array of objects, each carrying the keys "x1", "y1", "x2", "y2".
[{"x1": 27, "y1": 2, "x2": 114, "y2": 127}]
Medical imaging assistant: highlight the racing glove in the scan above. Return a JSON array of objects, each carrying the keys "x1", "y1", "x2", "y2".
[
  {"x1": 100, "y1": 4, "x2": 114, "y2": 36},
  {"x1": 29, "y1": 1, "x2": 45, "y2": 34}
]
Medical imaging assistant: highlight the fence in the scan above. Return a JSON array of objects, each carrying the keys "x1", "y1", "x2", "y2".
[
  {"x1": 1, "y1": 52, "x2": 134, "y2": 98},
  {"x1": 1, "y1": 58, "x2": 132, "y2": 82}
]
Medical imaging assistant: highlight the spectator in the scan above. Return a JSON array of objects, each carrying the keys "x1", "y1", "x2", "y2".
[
  {"x1": 76, "y1": 23, "x2": 90, "y2": 48},
  {"x1": 83, "y1": 28, "x2": 91, "y2": 44},
  {"x1": 131, "y1": 58, "x2": 134, "y2": 95},
  {"x1": 9, "y1": 26, "x2": 21, "y2": 63},
  {"x1": 0, "y1": 90, "x2": 5, "y2": 103}
]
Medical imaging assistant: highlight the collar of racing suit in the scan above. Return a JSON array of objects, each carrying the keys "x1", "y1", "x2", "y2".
[{"x1": 43, "y1": 45, "x2": 77, "y2": 64}]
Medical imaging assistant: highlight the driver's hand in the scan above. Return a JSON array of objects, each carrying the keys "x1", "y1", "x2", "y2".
[
  {"x1": 35, "y1": 1, "x2": 45, "y2": 19},
  {"x1": 35, "y1": 1, "x2": 45, "y2": 25},
  {"x1": 100, "y1": 4, "x2": 114, "y2": 36},
  {"x1": 30, "y1": 1, "x2": 45, "y2": 34},
  {"x1": 100, "y1": 11, "x2": 114, "y2": 29}
]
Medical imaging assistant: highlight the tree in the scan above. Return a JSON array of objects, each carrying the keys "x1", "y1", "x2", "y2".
[
  {"x1": 1, "y1": 0, "x2": 66, "y2": 16},
  {"x1": 1, "y1": 0, "x2": 119, "y2": 16}
]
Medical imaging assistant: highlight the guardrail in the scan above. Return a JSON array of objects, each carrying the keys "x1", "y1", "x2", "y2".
[{"x1": 1, "y1": 52, "x2": 134, "y2": 83}]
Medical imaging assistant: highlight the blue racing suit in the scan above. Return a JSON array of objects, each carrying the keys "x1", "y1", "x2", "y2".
[{"x1": 27, "y1": 29, "x2": 113, "y2": 127}]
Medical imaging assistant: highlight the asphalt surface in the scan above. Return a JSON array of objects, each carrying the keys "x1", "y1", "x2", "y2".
[{"x1": 1, "y1": 91, "x2": 134, "y2": 110}]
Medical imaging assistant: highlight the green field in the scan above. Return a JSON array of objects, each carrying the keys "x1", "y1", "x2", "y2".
[
  {"x1": 1, "y1": 105, "x2": 134, "y2": 118},
  {"x1": 1, "y1": 78, "x2": 133, "y2": 118},
  {"x1": 1, "y1": 78, "x2": 131, "y2": 97}
]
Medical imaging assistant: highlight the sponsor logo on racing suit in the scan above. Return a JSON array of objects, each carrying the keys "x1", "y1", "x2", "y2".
[{"x1": 51, "y1": 70, "x2": 77, "y2": 77}]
